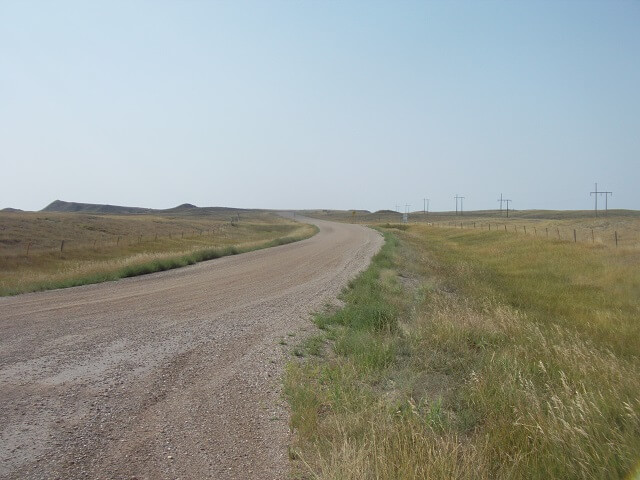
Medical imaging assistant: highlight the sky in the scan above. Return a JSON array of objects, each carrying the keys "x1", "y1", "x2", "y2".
[{"x1": 1, "y1": 1, "x2": 639, "y2": 213}]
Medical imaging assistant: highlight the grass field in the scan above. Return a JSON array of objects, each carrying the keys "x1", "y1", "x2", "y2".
[
  {"x1": 0, "y1": 210, "x2": 315, "y2": 296},
  {"x1": 285, "y1": 223, "x2": 640, "y2": 479},
  {"x1": 305, "y1": 209, "x2": 640, "y2": 249}
]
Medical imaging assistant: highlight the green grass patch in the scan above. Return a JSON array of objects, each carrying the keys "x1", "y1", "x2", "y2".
[{"x1": 284, "y1": 225, "x2": 640, "y2": 479}]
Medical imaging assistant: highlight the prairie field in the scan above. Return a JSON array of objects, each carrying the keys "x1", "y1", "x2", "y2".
[
  {"x1": 285, "y1": 222, "x2": 640, "y2": 479},
  {"x1": 306, "y1": 209, "x2": 640, "y2": 249},
  {"x1": 0, "y1": 210, "x2": 314, "y2": 296}
]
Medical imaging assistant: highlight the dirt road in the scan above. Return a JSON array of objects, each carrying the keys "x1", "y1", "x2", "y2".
[{"x1": 0, "y1": 217, "x2": 382, "y2": 480}]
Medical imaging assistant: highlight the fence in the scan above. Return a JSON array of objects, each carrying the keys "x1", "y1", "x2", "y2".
[
  {"x1": 429, "y1": 220, "x2": 637, "y2": 249},
  {"x1": 1, "y1": 221, "x2": 238, "y2": 261}
]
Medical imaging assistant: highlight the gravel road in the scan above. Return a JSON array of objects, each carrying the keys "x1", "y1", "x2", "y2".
[{"x1": 0, "y1": 217, "x2": 383, "y2": 480}]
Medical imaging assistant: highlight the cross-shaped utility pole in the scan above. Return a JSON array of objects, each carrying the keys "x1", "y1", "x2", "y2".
[
  {"x1": 454, "y1": 195, "x2": 464, "y2": 216},
  {"x1": 395, "y1": 204, "x2": 400, "y2": 213},
  {"x1": 497, "y1": 193, "x2": 505, "y2": 212},
  {"x1": 602, "y1": 191, "x2": 612, "y2": 215},
  {"x1": 405, "y1": 204, "x2": 411, "y2": 214},
  {"x1": 590, "y1": 183, "x2": 600, "y2": 217},
  {"x1": 504, "y1": 199, "x2": 512, "y2": 218},
  {"x1": 423, "y1": 198, "x2": 430, "y2": 215}
]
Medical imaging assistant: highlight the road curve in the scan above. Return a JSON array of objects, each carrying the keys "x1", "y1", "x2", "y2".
[{"x1": 0, "y1": 217, "x2": 383, "y2": 480}]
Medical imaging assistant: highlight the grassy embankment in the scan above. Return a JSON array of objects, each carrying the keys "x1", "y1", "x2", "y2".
[
  {"x1": 0, "y1": 212, "x2": 316, "y2": 296},
  {"x1": 285, "y1": 223, "x2": 640, "y2": 479}
]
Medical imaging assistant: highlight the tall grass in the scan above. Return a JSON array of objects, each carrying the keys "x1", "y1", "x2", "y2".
[
  {"x1": 285, "y1": 226, "x2": 640, "y2": 479},
  {"x1": 0, "y1": 223, "x2": 317, "y2": 296}
]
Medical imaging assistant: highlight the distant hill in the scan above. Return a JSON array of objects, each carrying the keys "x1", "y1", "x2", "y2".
[
  {"x1": 0, "y1": 208, "x2": 23, "y2": 213},
  {"x1": 42, "y1": 200, "x2": 152, "y2": 214},
  {"x1": 161, "y1": 203, "x2": 198, "y2": 213},
  {"x1": 374, "y1": 209, "x2": 398, "y2": 214},
  {"x1": 40, "y1": 200, "x2": 252, "y2": 216}
]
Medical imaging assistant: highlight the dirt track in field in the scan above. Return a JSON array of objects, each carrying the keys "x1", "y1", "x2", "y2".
[{"x1": 0, "y1": 216, "x2": 383, "y2": 480}]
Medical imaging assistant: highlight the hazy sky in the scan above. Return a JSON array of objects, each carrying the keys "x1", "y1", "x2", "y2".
[{"x1": 2, "y1": 1, "x2": 639, "y2": 212}]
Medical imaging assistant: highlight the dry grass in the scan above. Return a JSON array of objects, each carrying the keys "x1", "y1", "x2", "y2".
[
  {"x1": 0, "y1": 209, "x2": 279, "y2": 254},
  {"x1": 0, "y1": 210, "x2": 314, "y2": 295},
  {"x1": 285, "y1": 224, "x2": 640, "y2": 479},
  {"x1": 304, "y1": 209, "x2": 640, "y2": 249}
]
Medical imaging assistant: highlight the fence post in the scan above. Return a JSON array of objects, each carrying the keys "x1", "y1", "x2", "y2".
[
  {"x1": 504, "y1": 224, "x2": 507, "y2": 232},
  {"x1": 524, "y1": 226, "x2": 527, "y2": 235},
  {"x1": 60, "y1": 240, "x2": 65, "y2": 253},
  {"x1": 615, "y1": 231, "x2": 618, "y2": 247},
  {"x1": 534, "y1": 227, "x2": 537, "y2": 236},
  {"x1": 574, "y1": 229, "x2": 577, "y2": 243},
  {"x1": 557, "y1": 228, "x2": 560, "y2": 240},
  {"x1": 591, "y1": 229, "x2": 594, "y2": 243},
  {"x1": 117, "y1": 236, "x2": 121, "y2": 246},
  {"x1": 474, "y1": 222, "x2": 476, "y2": 228},
  {"x1": 26, "y1": 241, "x2": 32, "y2": 257},
  {"x1": 489, "y1": 223, "x2": 491, "y2": 231},
  {"x1": 546, "y1": 227, "x2": 548, "y2": 238}
]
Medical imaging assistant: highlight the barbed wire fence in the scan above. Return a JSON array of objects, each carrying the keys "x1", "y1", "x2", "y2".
[
  {"x1": 428, "y1": 220, "x2": 635, "y2": 249},
  {"x1": 2, "y1": 220, "x2": 238, "y2": 261}
]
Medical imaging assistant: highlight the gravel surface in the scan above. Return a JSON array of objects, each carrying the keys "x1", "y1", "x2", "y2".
[{"x1": 0, "y1": 217, "x2": 383, "y2": 480}]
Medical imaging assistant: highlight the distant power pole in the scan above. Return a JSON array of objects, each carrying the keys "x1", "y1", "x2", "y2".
[
  {"x1": 454, "y1": 195, "x2": 465, "y2": 216},
  {"x1": 497, "y1": 193, "x2": 505, "y2": 213},
  {"x1": 454, "y1": 194, "x2": 464, "y2": 216},
  {"x1": 423, "y1": 198, "x2": 430, "y2": 215},
  {"x1": 602, "y1": 190, "x2": 613, "y2": 215},
  {"x1": 504, "y1": 199, "x2": 512, "y2": 218},
  {"x1": 405, "y1": 204, "x2": 411, "y2": 214},
  {"x1": 590, "y1": 183, "x2": 600, "y2": 217},
  {"x1": 395, "y1": 204, "x2": 401, "y2": 213}
]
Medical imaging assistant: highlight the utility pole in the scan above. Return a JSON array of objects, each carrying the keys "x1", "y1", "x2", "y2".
[
  {"x1": 454, "y1": 194, "x2": 464, "y2": 216},
  {"x1": 454, "y1": 195, "x2": 465, "y2": 216},
  {"x1": 425, "y1": 198, "x2": 430, "y2": 215},
  {"x1": 602, "y1": 190, "x2": 612, "y2": 215},
  {"x1": 395, "y1": 204, "x2": 400, "y2": 213},
  {"x1": 402, "y1": 204, "x2": 411, "y2": 224},
  {"x1": 504, "y1": 199, "x2": 512, "y2": 218},
  {"x1": 497, "y1": 193, "x2": 505, "y2": 213},
  {"x1": 590, "y1": 183, "x2": 600, "y2": 217}
]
